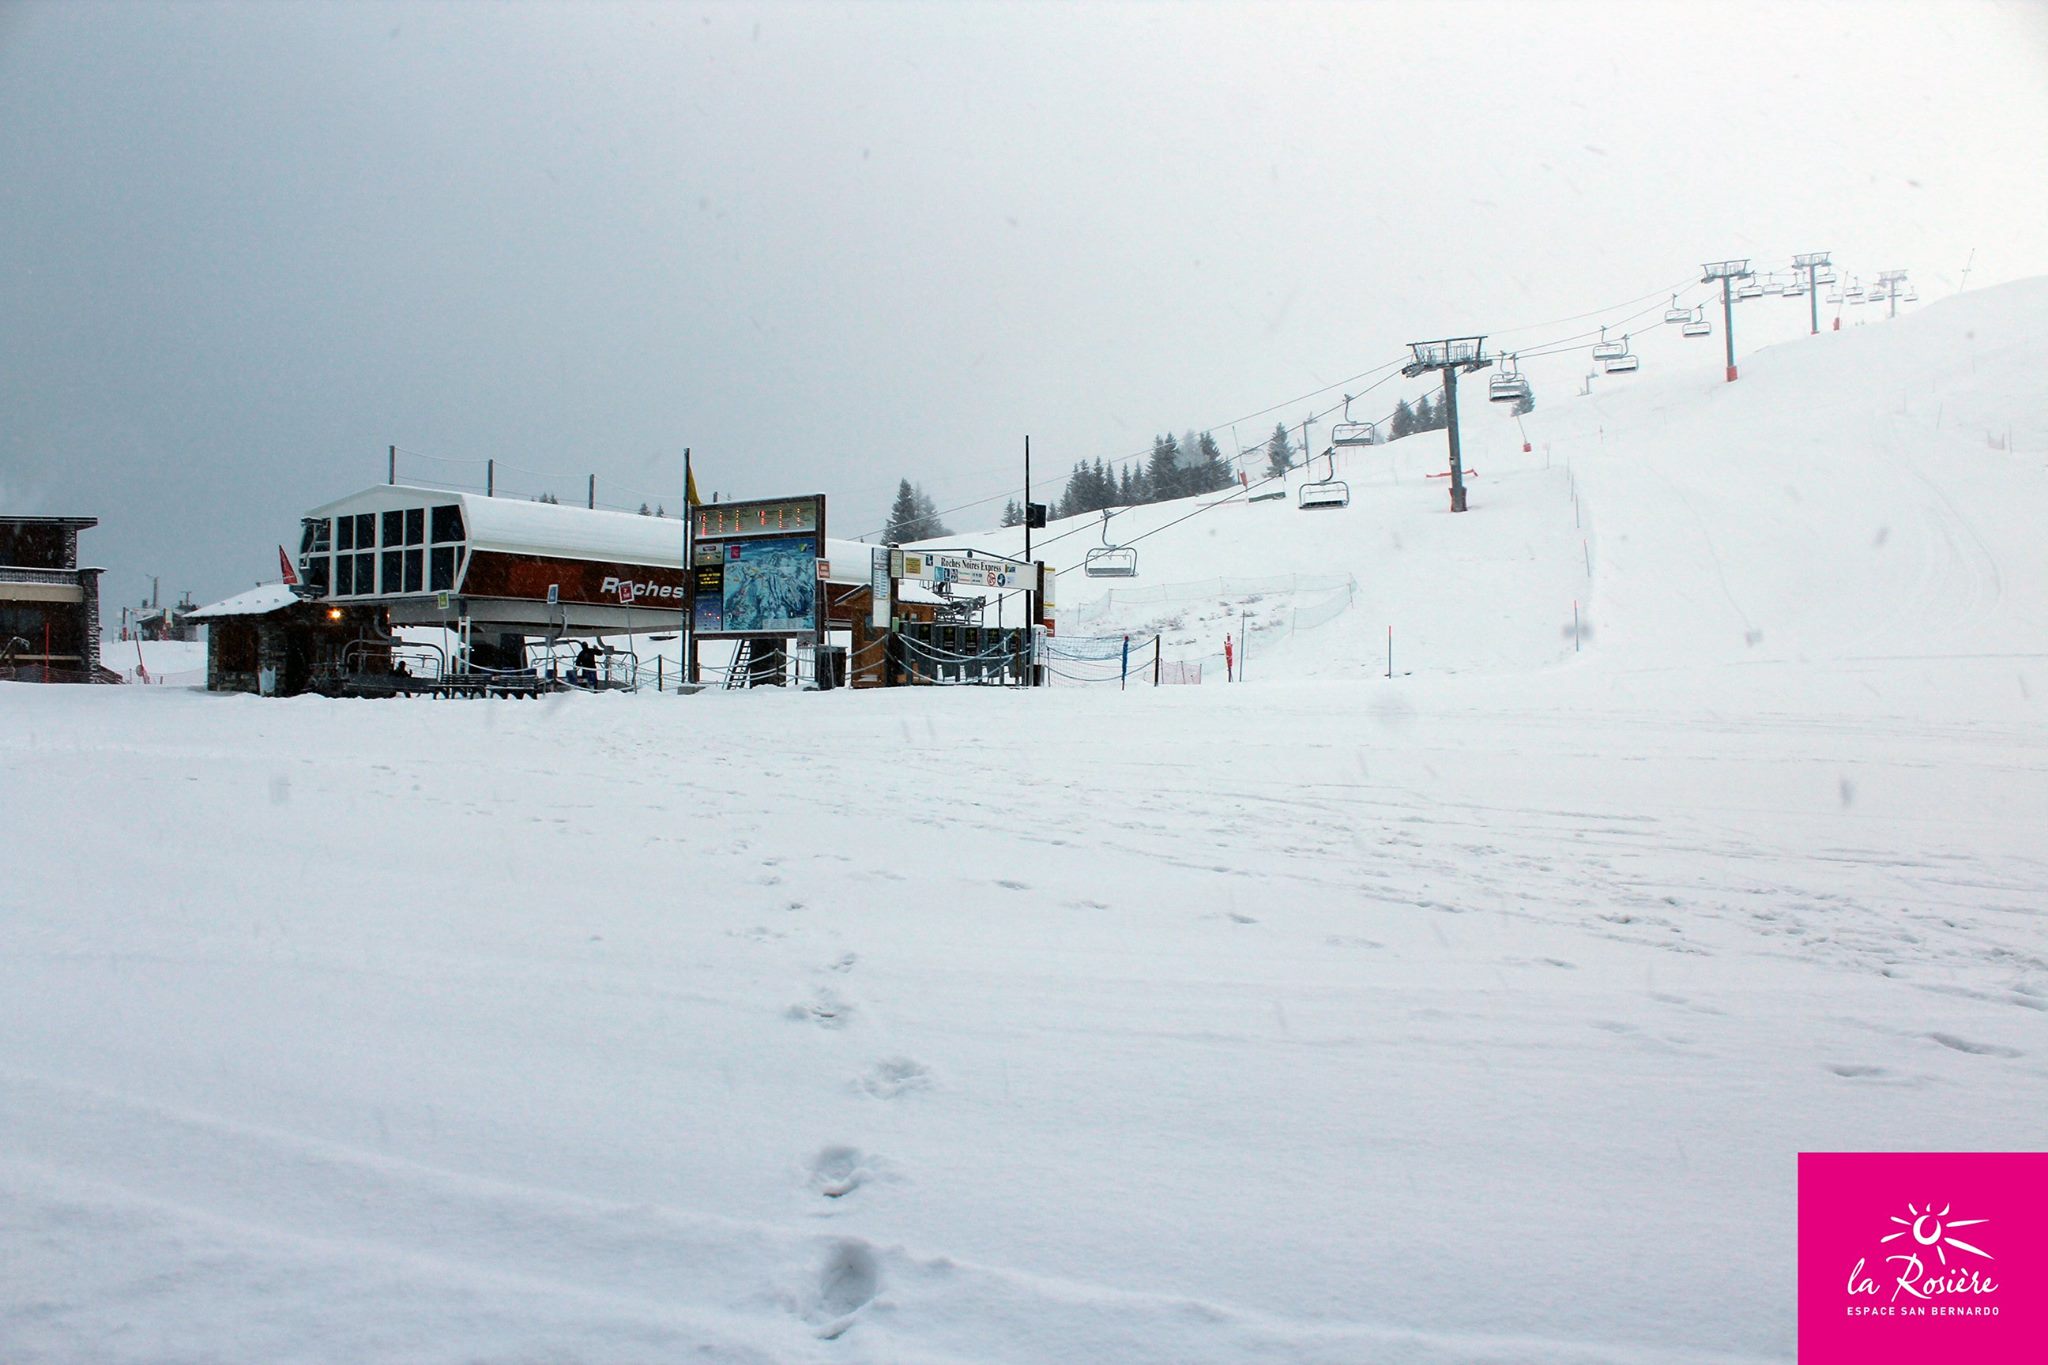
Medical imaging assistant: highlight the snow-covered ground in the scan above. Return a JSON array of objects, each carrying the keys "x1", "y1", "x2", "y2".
[
  {"x1": 98, "y1": 637, "x2": 208, "y2": 687},
  {"x1": 4, "y1": 282, "x2": 2045, "y2": 1363}
]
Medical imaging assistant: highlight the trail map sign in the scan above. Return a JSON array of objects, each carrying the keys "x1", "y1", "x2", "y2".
[{"x1": 691, "y1": 494, "x2": 826, "y2": 637}]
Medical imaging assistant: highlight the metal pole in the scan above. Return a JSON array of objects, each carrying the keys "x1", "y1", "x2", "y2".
[
  {"x1": 1153, "y1": 636, "x2": 1161, "y2": 686},
  {"x1": 1808, "y1": 265, "x2": 1820, "y2": 336},
  {"x1": 1722, "y1": 277, "x2": 1738, "y2": 382},
  {"x1": 388, "y1": 445, "x2": 396, "y2": 485},
  {"x1": 487, "y1": 459, "x2": 495, "y2": 496},
  {"x1": 1023, "y1": 435, "x2": 1032, "y2": 564},
  {"x1": 587, "y1": 475, "x2": 595, "y2": 510},
  {"x1": 1444, "y1": 368, "x2": 1467, "y2": 512},
  {"x1": 683, "y1": 448, "x2": 697, "y2": 685}
]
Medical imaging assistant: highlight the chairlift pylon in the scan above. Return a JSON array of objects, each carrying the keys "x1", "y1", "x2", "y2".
[
  {"x1": 1083, "y1": 508, "x2": 1138, "y2": 578},
  {"x1": 1297, "y1": 446, "x2": 1351, "y2": 510}
]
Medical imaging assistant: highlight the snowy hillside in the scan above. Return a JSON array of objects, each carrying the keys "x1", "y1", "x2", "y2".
[{"x1": 3, "y1": 283, "x2": 2044, "y2": 1365}]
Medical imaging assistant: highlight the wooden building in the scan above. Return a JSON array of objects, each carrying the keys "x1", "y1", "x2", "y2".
[
  {"x1": 187, "y1": 585, "x2": 388, "y2": 696},
  {"x1": 0, "y1": 515, "x2": 110, "y2": 683}
]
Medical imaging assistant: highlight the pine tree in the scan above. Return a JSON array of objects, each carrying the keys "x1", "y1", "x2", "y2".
[
  {"x1": 1059, "y1": 462, "x2": 1089, "y2": 519},
  {"x1": 655, "y1": 504, "x2": 666, "y2": 517},
  {"x1": 533, "y1": 492, "x2": 560, "y2": 504},
  {"x1": 1194, "y1": 431, "x2": 1233, "y2": 492},
  {"x1": 913, "y1": 487, "x2": 950, "y2": 539},
  {"x1": 638, "y1": 502, "x2": 652, "y2": 516},
  {"x1": 1000, "y1": 499, "x2": 1022, "y2": 527},
  {"x1": 884, "y1": 479, "x2": 922, "y2": 543},
  {"x1": 1264, "y1": 422, "x2": 1293, "y2": 479},
  {"x1": 1391, "y1": 399, "x2": 1415, "y2": 439},
  {"x1": 1148, "y1": 434, "x2": 1184, "y2": 502}
]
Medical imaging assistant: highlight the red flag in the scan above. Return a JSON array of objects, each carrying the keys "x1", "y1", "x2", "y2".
[{"x1": 279, "y1": 546, "x2": 299, "y2": 586}]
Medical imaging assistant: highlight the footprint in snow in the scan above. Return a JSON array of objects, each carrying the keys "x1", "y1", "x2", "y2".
[
  {"x1": 787, "y1": 989, "x2": 854, "y2": 1029},
  {"x1": 859, "y1": 1056, "x2": 931, "y2": 1099},
  {"x1": 810, "y1": 1238, "x2": 881, "y2": 1338}
]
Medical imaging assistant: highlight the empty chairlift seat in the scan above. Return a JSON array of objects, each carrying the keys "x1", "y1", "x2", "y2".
[
  {"x1": 1083, "y1": 509, "x2": 1139, "y2": 577},
  {"x1": 1083, "y1": 545, "x2": 1138, "y2": 577},
  {"x1": 1297, "y1": 446, "x2": 1351, "y2": 510}
]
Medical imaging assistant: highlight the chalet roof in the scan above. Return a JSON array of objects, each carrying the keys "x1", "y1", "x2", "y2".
[{"x1": 188, "y1": 584, "x2": 305, "y2": 620}]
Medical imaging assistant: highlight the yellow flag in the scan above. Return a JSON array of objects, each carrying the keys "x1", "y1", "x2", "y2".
[{"x1": 685, "y1": 462, "x2": 701, "y2": 507}]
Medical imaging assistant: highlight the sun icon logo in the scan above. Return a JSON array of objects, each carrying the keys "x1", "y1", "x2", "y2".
[{"x1": 1879, "y1": 1203, "x2": 1991, "y2": 1265}]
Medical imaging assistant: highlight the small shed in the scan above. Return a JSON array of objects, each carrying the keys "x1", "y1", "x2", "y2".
[{"x1": 187, "y1": 585, "x2": 387, "y2": 696}]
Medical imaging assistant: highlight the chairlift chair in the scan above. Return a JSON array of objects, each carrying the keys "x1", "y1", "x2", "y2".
[
  {"x1": 1602, "y1": 351, "x2": 1640, "y2": 374},
  {"x1": 1736, "y1": 282, "x2": 1764, "y2": 301},
  {"x1": 1903, "y1": 288, "x2": 1919, "y2": 303},
  {"x1": 1663, "y1": 295, "x2": 1691, "y2": 324},
  {"x1": 1681, "y1": 309, "x2": 1711, "y2": 338},
  {"x1": 1591, "y1": 327, "x2": 1627, "y2": 362},
  {"x1": 1297, "y1": 447, "x2": 1351, "y2": 510},
  {"x1": 1784, "y1": 284, "x2": 1807, "y2": 298},
  {"x1": 1762, "y1": 277, "x2": 1785, "y2": 295},
  {"x1": 1083, "y1": 509, "x2": 1139, "y2": 578},
  {"x1": 1330, "y1": 421, "x2": 1378, "y2": 446}
]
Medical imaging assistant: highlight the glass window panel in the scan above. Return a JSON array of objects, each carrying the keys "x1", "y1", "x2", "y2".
[
  {"x1": 356, "y1": 552, "x2": 374, "y2": 591},
  {"x1": 381, "y1": 550, "x2": 402, "y2": 593},
  {"x1": 431, "y1": 505, "x2": 464, "y2": 542},
  {"x1": 405, "y1": 508, "x2": 424, "y2": 545},
  {"x1": 382, "y1": 510, "x2": 404, "y2": 548},
  {"x1": 305, "y1": 557, "x2": 330, "y2": 594},
  {"x1": 356, "y1": 514, "x2": 376, "y2": 547},
  {"x1": 404, "y1": 549, "x2": 423, "y2": 593},
  {"x1": 430, "y1": 546, "x2": 455, "y2": 591},
  {"x1": 335, "y1": 554, "x2": 354, "y2": 595},
  {"x1": 337, "y1": 516, "x2": 354, "y2": 551}
]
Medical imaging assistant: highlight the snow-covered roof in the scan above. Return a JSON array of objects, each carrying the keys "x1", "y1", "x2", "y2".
[
  {"x1": 304, "y1": 485, "x2": 878, "y2": 585},
  {"x1": 187, "y1": 583, "x2": 304, "y2": 620},
  {"x1": 304, "y1": 486, "x2": 685, "y2": 568}
]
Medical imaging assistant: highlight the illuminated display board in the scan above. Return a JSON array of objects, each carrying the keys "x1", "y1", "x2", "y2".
[
  {"x1": 694, "y1": 495, "x2": 822, "y2": 541},
  {"x1": 690, "y1": 495, "x2": 827, "y2": 637}
]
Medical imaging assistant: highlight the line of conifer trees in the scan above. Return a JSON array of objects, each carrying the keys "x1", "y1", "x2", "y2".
[{"x1": 1000, "y1": 430, "x2": 1240, "y2": 525}]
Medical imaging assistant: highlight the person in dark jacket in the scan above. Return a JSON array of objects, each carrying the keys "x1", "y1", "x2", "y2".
[{"x1": 574, "y1": 642, "x2": 598, "y2": 687}]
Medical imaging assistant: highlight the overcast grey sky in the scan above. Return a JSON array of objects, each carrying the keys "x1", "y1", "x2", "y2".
[{"x1": 4, "y1": 0, "x2": 2045, "y2": 608}]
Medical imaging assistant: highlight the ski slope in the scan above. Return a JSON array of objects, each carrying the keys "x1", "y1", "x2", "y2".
[{"x1": 3, "y1": 283, "x2": 2044, "y2": 1364}]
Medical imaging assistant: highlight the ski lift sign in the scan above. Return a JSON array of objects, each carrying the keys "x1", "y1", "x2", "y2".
[{"x1": 903, "y1": 551, "x2": 1030, "y2": 591}]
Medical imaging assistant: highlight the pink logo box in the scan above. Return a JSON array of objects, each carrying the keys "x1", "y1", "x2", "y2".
[{"x1": 1800, "y1": 1152, "x2": 2044, "y2": 1363}]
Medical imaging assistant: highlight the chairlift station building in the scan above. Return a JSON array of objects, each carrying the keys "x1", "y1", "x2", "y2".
[{"x1": 283, "y1": 485, "x2": 1046, "y2": 689}]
